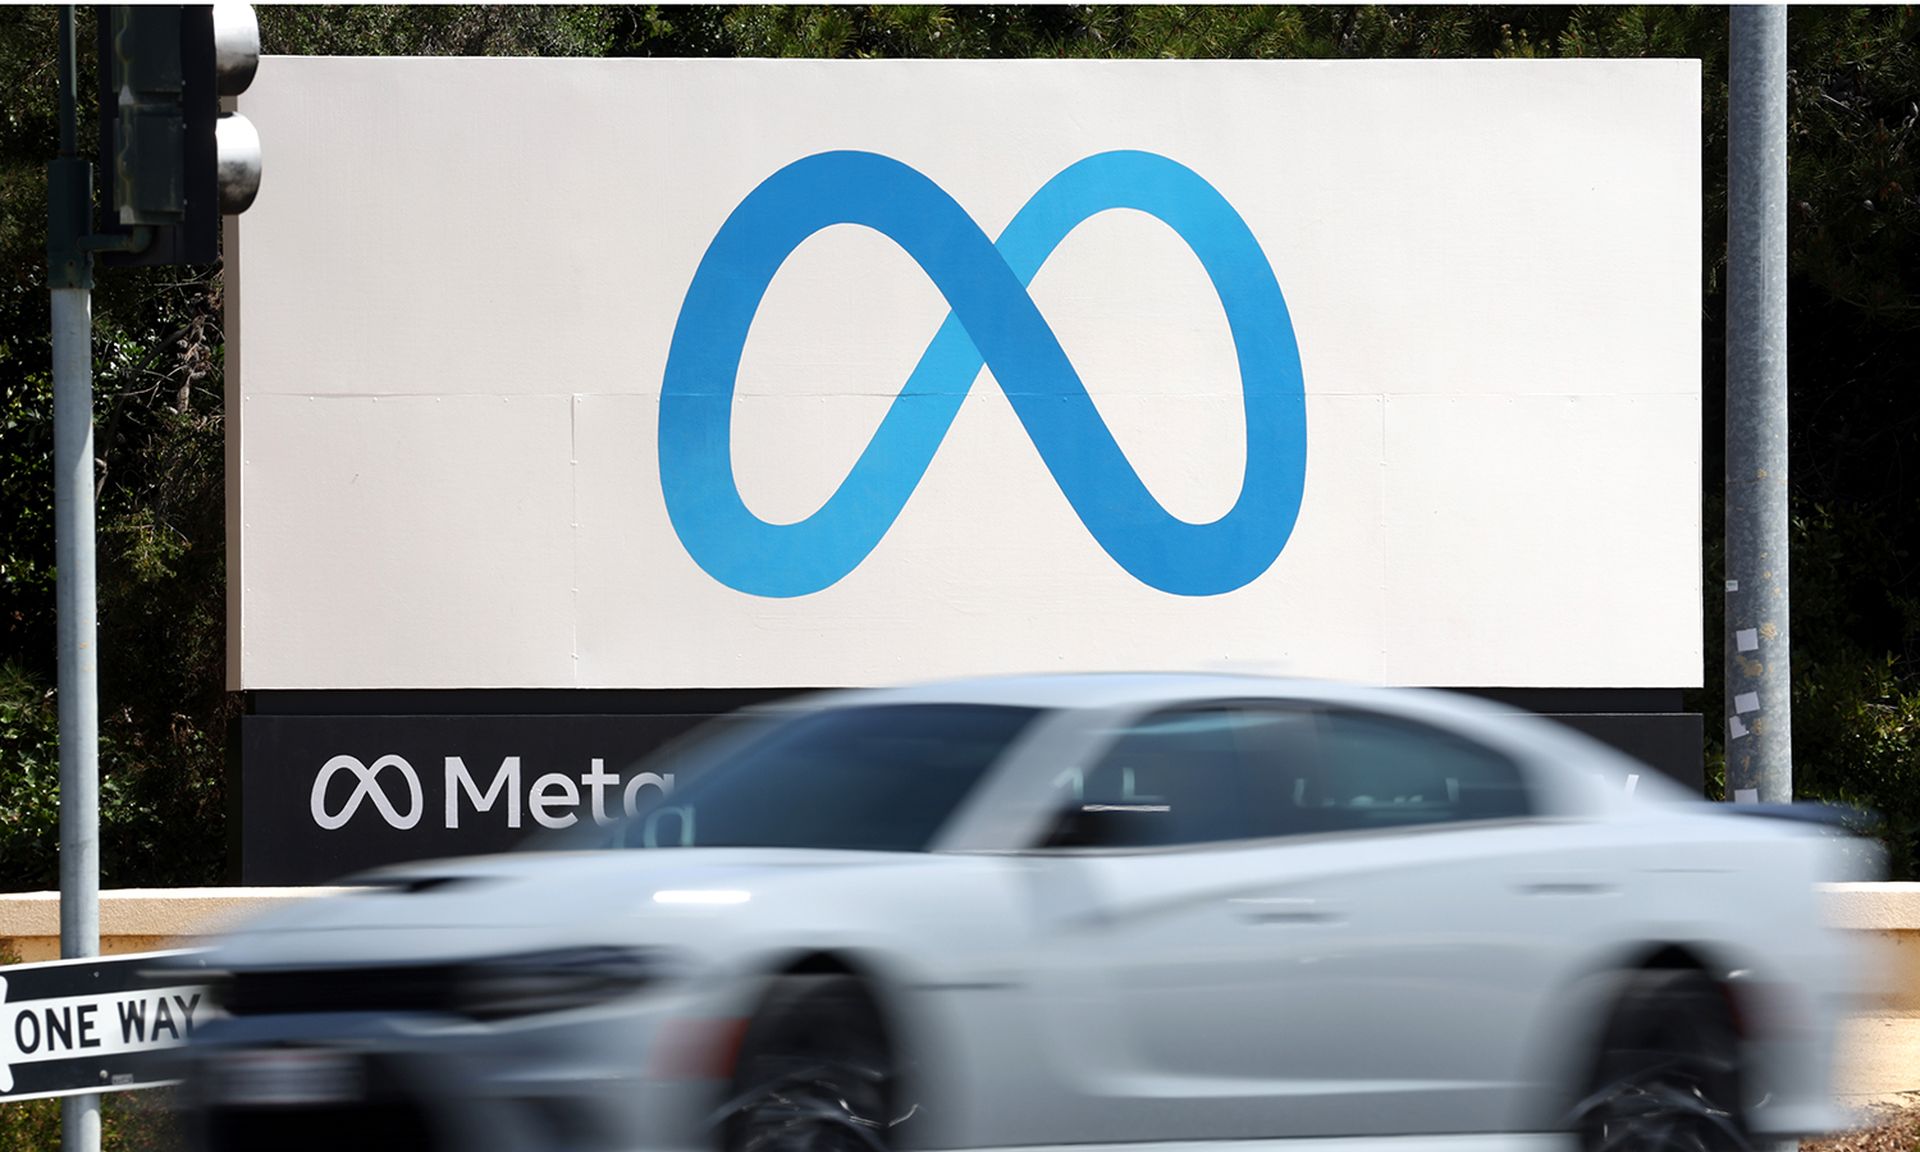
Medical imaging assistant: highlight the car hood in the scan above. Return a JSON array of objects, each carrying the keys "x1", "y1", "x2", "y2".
[{"x1": 210, "y1": 847, "x2": 939, "y2": 963}]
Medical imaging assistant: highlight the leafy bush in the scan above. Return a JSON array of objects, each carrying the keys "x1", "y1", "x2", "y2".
[
  {"x1": 0, "y1": 1090, "x2": 180, "y2": 1152},
  {"x1": 0, "y1": 661, "x2": 177, "y2": 891},
  {"x1": 0, "y1": 662, "x2": 61, "y2": 885},
  {"x1": 1794, "y1": 654, "x2": 1920, "y2": 876}
]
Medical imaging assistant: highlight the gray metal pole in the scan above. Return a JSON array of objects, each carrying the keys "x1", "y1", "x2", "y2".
[
  {"x1": 53, "y1": 285, "x2": 101, "y2": 1151},
  {"x1": 1725, "y1": 4, "x2": 1791, "y2": 805},
  {"x1": 51, "y1": 7, "x2": 102, "y2": 1149}
]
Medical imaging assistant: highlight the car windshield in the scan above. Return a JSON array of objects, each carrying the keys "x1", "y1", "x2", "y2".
[{"x1": 548, "y1": 703, "x2": 1041, "y2": 853}]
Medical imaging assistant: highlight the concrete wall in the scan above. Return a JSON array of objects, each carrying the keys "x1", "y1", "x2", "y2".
[
  {"x1": 1824, "y1": 882, "x2": 1920, "y2": 1012},
  {"x1": 0, "y1": 888, "x2": 354, "y2": 963}
]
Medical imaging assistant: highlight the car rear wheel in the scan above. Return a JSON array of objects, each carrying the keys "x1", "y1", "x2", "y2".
[
  {"x1": 1571, "y1": 968, "x2": 1748, "y2": 1152},
  {"x1": 720, "y1": 975, "x2": 898, "y2": 1152}
]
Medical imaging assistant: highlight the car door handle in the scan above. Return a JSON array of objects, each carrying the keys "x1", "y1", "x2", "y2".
[
  {"x1": 1514, "y1": 875, "x2": 1619, "y2": 897},
  {"x1": 1228, "y1": 897, "x2": 1345, "y2": 924}
]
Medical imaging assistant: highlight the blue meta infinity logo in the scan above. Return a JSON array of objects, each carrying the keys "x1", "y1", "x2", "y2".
[{"x1": 659, "y1": 150, "x2": 1307, "y2": 598}]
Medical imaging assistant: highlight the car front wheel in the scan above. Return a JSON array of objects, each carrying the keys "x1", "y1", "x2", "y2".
[{"x1": 719, "y1": 974, "x2": 898, "y2": 1152}]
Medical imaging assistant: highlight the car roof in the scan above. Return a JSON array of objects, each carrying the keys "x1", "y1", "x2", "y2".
[
  {"x1": 820, "y1": 673, "x2": 1686, "y2": 805},
  {"x1": 785, "y1": 674, "x2": 1654, "y2": 778}
]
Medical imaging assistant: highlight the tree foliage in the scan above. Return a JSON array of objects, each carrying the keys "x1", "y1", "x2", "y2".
[
  {"x1": 2, "y1": 7, "x2": 230, "y2": 888},
  {"x1": 0, "y1": 6, "x2": 1917, "y2": 886}
]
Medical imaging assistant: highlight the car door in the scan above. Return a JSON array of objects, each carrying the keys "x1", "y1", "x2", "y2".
[
  {"x1": 1224, "y1": 703, "x2": 1581, "y2": 1137},
  {"x1": 1021, "y1": 703, "x2": 1362, "y2": 1143},
  {"x1": 1025, "y1": 699, "x2": 1574, "y2": 1142}
]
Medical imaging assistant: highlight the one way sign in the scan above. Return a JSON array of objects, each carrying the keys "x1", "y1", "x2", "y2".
[{"x1": 0, "y1": 950, "x2": 216, "y2": 1102}]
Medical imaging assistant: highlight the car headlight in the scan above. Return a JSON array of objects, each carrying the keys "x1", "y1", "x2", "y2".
[{"x1": 458, "y1": 946, "x2": 679, "y2": 1021}]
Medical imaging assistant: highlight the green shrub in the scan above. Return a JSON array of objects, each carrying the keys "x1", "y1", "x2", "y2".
[
  {"x1": 1793, "y1": 655, "x2": 1920, "y2": 876},
  {"x1": 0, "y1": 1090, "x2": 179, "y2": 1152},
  {"x1": 0, "y1": 662, "x2": 169, "y2": 891},
  {"x1": 0, "y1": 662, "x2": 61, "y2": 886}
]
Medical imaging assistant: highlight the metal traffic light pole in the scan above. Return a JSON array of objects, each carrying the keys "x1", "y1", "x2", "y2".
[
  {"x1": 47, "y1": 5, "x2": 257, "y2": 1146},
  {"x1": 47, "y1": 33, "x2": 263, "y2": 1136},
  {"x1": 49, "y1": 10, "x2": 106, "y2": 1149}
]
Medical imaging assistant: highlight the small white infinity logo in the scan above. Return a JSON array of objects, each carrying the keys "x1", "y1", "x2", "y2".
[{"x1": 311, "y1": 754, "x2": 424, "y2": 830}]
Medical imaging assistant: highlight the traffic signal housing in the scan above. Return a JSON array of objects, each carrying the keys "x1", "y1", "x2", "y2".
[{"x1": 94, "y1": 4, "x2": 261, "y2": 267}]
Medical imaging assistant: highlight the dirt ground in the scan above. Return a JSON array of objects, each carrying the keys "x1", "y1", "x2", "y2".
[{"x1": 1806, "y1": 1102, "x2": 1920, "y2": 1152}]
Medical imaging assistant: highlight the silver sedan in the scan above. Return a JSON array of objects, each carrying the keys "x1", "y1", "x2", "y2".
[{"x1": 173, "y1": 675, "x2": 1876, "y2": 1152}]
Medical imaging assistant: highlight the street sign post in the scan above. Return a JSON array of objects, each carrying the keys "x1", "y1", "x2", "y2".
[{"x1": 0, "y1": 951, "x2": 214, "y2": 1103}]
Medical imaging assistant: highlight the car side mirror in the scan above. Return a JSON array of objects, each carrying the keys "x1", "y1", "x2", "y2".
[{"x1": 1043, "y1": 803, "x2": 1170, "y2": 849}]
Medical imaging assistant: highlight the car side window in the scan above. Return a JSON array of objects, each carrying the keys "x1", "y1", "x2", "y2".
[
  {"x1": 1239, "y1": 705, "x2": 1532, "y2": 837},
  {"x1": 1043, "y1": 708, "x2": 1259, "y2": 849}
]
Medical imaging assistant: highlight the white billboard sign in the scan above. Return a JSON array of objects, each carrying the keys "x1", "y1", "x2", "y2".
[{"x1": 229, "y1": 57, "x2": 1701, "y2": 690}]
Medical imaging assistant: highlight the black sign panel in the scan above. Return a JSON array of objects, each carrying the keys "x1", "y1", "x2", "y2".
[
  {"x1": 240, "y1": 698, "x2": 1703, "y2": 884},
  {"x1": 0, "y1": 951, "x2": 214, "y2": 1102},
  {"x1": 241, "y1": 713, "x2": 717, "y2": 884},
  {"x1": 1548, "y1": 712, "x2": 1704, "y2": 793}
]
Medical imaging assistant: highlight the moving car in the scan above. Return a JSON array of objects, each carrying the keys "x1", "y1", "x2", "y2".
[{"x1": 173, "y1": 675, "x2": 1875, "y2": 1152}]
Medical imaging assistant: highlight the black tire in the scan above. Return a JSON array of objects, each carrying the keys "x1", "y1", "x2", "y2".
[
  {"x1": 1571, "y1": 968, "x2": 1749, "y2": 1152},
  {"x1": 719, "y1": 975, "x2": 898, "y2": 1152}
]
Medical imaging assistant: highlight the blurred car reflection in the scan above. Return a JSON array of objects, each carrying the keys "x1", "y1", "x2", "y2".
[{"x1": 173, "y1": 675, "x2": 1876, "y2": 1152}]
